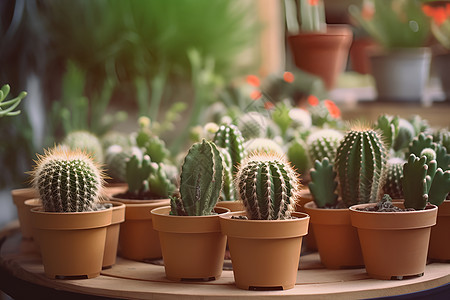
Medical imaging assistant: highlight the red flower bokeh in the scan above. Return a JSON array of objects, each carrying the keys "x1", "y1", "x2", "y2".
[
  {"x1": 324, "y1": 99, "x2": 341, "y2": 119},
  {"x1": 246, "y1": 75, "x2": 260, "y2": 87},
  {"x1": 307, "y1": 95, "x2": 319, "y2": 106},
  {"x1": 283, "y1": 72, "x2": 295, "y2": 83}
]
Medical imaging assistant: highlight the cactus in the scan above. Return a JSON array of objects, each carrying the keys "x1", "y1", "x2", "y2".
[
  {"x1": 101, "y1": 131, "x2": 133, "y2": 151},
  {"x1": 147, "y1": 162, "x2": 177, "y2": 199},
  {"x1": 287, "y1": 137, "x2": 310, "y2": 175},
  {"x1": 308, "y1": 158, "x2": 339, "y2": 208},
  {"x1": 382, "y1": 157, "x2": 405, "y2": 199},
  {"x1": 235, "y1": 152, "x2": 299, "y2": 220},
  {"x1": 218, "y1": 147, "x2": 235, "y2": 201},
  {"x1": 408, "y1": 133, "x2": 450, "y2": 171},
  {"x1": 125, "y1": 152, "x2": 152, "y2": 195},
  {"x1": 135, "y1": 116, "x2": 170, "y2": 163},
  {"x1": 31, "y1": 147, "x2": 103, "y2": 212},
  {"x1": 213, "y1": 124, "x2": 245, "y2": 175},
  {"x1": 237, "y1": 111, "x2": 270, "y2": 140},
  {"x1": 402, "y1": 154, "x2": 429, "y2": 210},
  {"x1": 170, "y1": 139, "x2": 223, "y2": 216},
  {"x1": 393, "y1": 118, "x2": 415, "y2": 152},
  {"x1": 335, "y1": 127, "x2": 387, "y2": 207},
  {"x1": 375, "y1": 115, "x2": 399, "y2": 150},
  {"x1": 244, "y1": 138, "x2": 284, "y2": 156},
  {"x1": 306, "y1": 128, "x2": 343, "y2": 164},
  {"x1": 62, "y1": 130, "x2": 104, "y2": 163},
  {"x1": 428, "y1": 168, "x2": 450, "y2": 206}
]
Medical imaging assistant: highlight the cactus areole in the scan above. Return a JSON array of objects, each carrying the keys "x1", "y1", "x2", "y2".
[
  {"x1": 236, "y1": 152, "x2": 300, "y2": 220},
  {"x1": 32, "y1": 147, "x2": 103, "y2": 212},
  {"x1": 335, "y1": 128, "x2": 387, "y2": 207}
]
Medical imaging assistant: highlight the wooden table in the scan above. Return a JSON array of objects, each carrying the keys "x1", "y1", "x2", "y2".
[{"x1": 1, "y1": 221, "x2": 449, "y2": 299}]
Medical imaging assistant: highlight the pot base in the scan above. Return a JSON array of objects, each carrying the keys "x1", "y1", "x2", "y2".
[
  {"x1": 167, "y1": 275, "x2": 220, "y2": 282},
  {"x1": 368, "y1": 272, "x2": 424, "y2": 281}
]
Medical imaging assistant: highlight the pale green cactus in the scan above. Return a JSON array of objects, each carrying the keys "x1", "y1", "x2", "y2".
[
  {"x1": 218, "y1": 147, "x2": 235, "y2": 201},
  {"x1": 402, "y1": 154, "x2": 429, "y2": 210},
  {"x1": 63, "y1": 130, "x2": 104, "y2": 163},
  {"x1": 308, "y1": 158, "x2": 338, "y2": 208},
  {"x1": 237, "y1": 111, "x2": 270, "y2": 140},
  {"x1": 375, "y1": 114, "x2": 399, "y2": 150},
  {"x1": 306, "y1": 128, "x2": 343, "y2": 164},
  {"x1": 287, "y1": 137, "x2": 310, "y2": 176},
  {"x1": 244, "y1": 138, "x2": 284, "y2": 156},
  {"x1": 382, "y1": 157, "x2": 405, "y2": 199},
  {"x1": 213, "y1": 124, "x2": 245, "y2": 175}
]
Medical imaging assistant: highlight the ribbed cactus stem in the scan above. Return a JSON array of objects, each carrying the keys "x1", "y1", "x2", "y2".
[
  {"x1": 428, "y1": 168, "x2": 450, "y2": 206},
  {"x1": 335, "y1": 128, "x2": 387, "y2": 207},
  {"x1": 236, "y1": 152, "x2": 299, "y2": 220},
  {"x1": 213, "y1": 124, "x2": 245, "y2": 175},
  {"x1": 308, "y1": 158, "x2": 338, "y2": 208},
  {"x1": 218, "y1": 147, "x2": 235, "y2": 200},
  {"x1": 32, "y1": 147, "x2": 103, "y2": 212},
  {"x1": 306, "y1": 129, "x2": 343, "y2": 164},
  {"x1": 125, "y1": 153, "x2": 152, "y2": 195},
  {"x1": 402, "y1": 154, "x2": 428, "y2": 210},
  {"x1": 382, "y1": 157, "x2": 405, "y2": 199}
]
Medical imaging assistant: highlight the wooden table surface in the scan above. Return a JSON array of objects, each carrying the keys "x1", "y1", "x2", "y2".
[{"x1": 1, "y1": 222, "x2": 449, "y2": 299}]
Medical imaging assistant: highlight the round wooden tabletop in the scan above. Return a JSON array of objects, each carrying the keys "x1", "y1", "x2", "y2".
[{"x1": 0, "y1": 222, "x2": 449, "y2": 299}]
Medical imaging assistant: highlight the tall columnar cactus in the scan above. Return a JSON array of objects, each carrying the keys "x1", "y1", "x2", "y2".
[
  {"x1": 170, "y1": 139, "x2": 223, "y2": 216},
  {"x1": 375, "y1": 114, "x2": 399, "y2": 150},
  {"x1": 31, "y1": 147, "x2": 103, "y2": 212},
  {"x1": 306, "y1": 128, "x2": 343, "y2": 164},
  {"x1": 213, "y1": 124, "x2": 245, "y2": 175},
  {"x1": 382, "y1": 157, "x2": 405, "y2": 199},
  {"x1": 308, "y1": 158, "x2": 338, "y2": 208},
  {"x1": 218, "y1": 147, "x2": 235, "y2": 201},
  {"x1": 63, "y1": 130, "x2": 104, "y2": 163},
  {"x1": 335, "y1": 127, "x2": 387, "y2": 207},
  {"x1": 402, "y1": 154, "x2": 429, "y2": 210},
  {"x1": 236, "y1": 152, "x2": 300, "y2": 220}
]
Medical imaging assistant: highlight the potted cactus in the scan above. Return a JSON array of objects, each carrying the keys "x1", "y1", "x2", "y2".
[
  {"x1": 29, "y1": 147, "x2": 112, "y2": 279},
  {"x1": 219, "y1": 152, "x2": 309, "y2": 290},
  {"x1": 151, "y1": 139, "x2": 229, "y2": 281},
  {"x1": 304, "y1": 126, "x2": 387, "y2": 269},
  {"x1": 349, "y1": 152, "x2": 447, "y2": 279}
]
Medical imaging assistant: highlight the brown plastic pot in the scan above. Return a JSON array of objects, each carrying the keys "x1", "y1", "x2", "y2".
[
  {"x1": 215, "y1": 200, "x2": 244, "y2": 212},
  {"x1": 350, "y1": 202, "x2": 438, "y2": 280},
  {"x1": 102, "y1": 201, "x2": 126, "y2": 269},
  {"x1": 110, "y1": 196, "x2": 170, "y2": 261},
  {"x1": 296, "y1": 191, "x2": 317, "y2": 251},
  {"x1": 11, "y1": 188, "x2": 39, "y2": 239},
  {"x1": 30, "y1": 206, "x2": 112, "y2": 279},
  {"x1": 24, "y1": 199, "x2": 43, "y2": 251},
  {"x1": 152, "y1": 206, "x2": 229, "y2": 281},
  {"x1": 219, "y1": 211, "x2": 309, "y2": 290},
  {"x1": 304, "y1": 202, "x2": 364, "y2": 269},
  {"x1": 288, "y1": 25, "x2": 353, "y2": 90},
  {"x1": 428, "y1": 200, "x2": 450, "y2": 261}
]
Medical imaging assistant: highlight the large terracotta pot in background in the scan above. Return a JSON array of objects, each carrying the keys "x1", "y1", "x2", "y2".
[
  {"x1": 109, "y1": 196, "x2": 170, "y2": 261},
  {"x1": 219, "y1": 211, "x2": 309, "y2": 290},
  {"x1": 296, "y1": 190, "x2": 317, "y2": 251},
  {"x1": 428, "y1": 200, "x2": 450, "y2": 261},
  {"x1": 102, "y1": 201, "x2": 126, "y2": 269},
  {"x1": 30, "y1": 206, "x2": 112, "y2": 279},
  {"x1": 304, "y1": 202, "x2": 364, "y2": 269},
  {"x1": 288, "y1": 25, "x2": 353, "y2": 90},
  {"x1": 350, "y1": 203, "x2": 437, "y2": 280},
  {"x1": 151, "y1": 206, "x2": 229, "y2": 281},
  {"x1": 11, "y1": 188, "x2": 39, "y2": 239},
  {"x1": 370, "y1": 47, "x2": 431, "y2": 102}
]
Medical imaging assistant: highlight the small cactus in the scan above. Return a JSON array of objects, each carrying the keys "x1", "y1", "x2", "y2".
[
  {"x1": 237, "y1": 111, "x2": 270, "y2": 140},
  {"x1": 104, "y1": 145, "x2": 140, "y2": 182},
  {"x1": 244, "y1": 138, "x2": 284, "y2": 156},
  {"x1": 335, "y1": 127, "x2": 387, "y2": 207},
  {"x1": 125, "y1": 152, "x2": 152, "y2": 195},
  {"x1": 375, "y1": 114, "x2": 399, "y2": 150},
  {"x1": 235, "y1": 152, "x2": 300, "y2": 220},
  {"x1": 382, "y1": 157, "x2": 405, "y2": 199},
  {"x1": 393, "y1": 118, "x2": 415, "y2": 152},
  {"x1": 170, "y1": 139, "x2": 223, "y2": 216},
  {"x1": 62, "y1": 130, "x2": 104, "y2": 163},
  {"x1": 308, "y1": 158, "x2": 338, "y2": 208},
  {"x1": 213, "y1": 124, "x2": 245, "y2": 175},
  {"x1": 402, "y1": 154, "x2": 429, "y2": 210},
  {"x1": 147, "y1": 162, "x2": 177, "y2": 199},
  {"x1": 428, "y1": 168, "x2": 450, "y2": 206},
  {"x1": 31, "y1": 147, "x2": 103, "y2": 212},
  {"x1": 306, "y1": 128, "x2": 343, "y2": 164},
  {"x1": 287, "y1": 137, "x2": 310, "y2": 175},
  {"x1": 218, "y1": 147, "x2": 235, "y2": 201}
]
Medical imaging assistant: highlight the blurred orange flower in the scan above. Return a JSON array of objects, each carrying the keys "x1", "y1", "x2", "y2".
[
  {"x1": 246, "y1": 75, "x2": 260, "y2": 87},
  {"x1": 307, "y1": 95, "x2": 319, "y2": 106},
  {"x1": 422, "y1": 3, "x2": 450, "y2": 26},
  {"x1": 264, "y1": 102, "x2": 274, "y2": 110},
  {"x1": 308, "y1": 0, "x2": 319, "y2": 6},
  {"x1": 250, "y1": 90, "x2": 262, "y2": 100},
  {"x1": 324, "y1": 99, "x2": 341, "y2": 118},
  {"x1": 283, "y1": 71, "x2": 295, "y2": 83}
]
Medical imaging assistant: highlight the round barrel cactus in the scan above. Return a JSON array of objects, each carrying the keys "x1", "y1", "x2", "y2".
[
  {"x1": 62, "y1": 130, "x2": 104, "y2": 163},
  {"x1": 306, "y1": 128, "x2": 343, "y2": 164}
]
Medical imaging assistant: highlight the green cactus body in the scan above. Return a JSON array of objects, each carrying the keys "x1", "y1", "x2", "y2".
[
  {"x1": 393, "y1": 118, "x2": 415, "y2": 152},
  {"x1": 428, "y1": 168, "x2": 450, "y2": 206},
  {"x1": 218, "y1": 147, "x2": 235, "y2": 201},
  {"x1": 105, "y1": 145, "x2": 140, "y2": 182},
  {"x1": 63, "y1": 131, "x2": 104, "y2": 163},
  {"x1": 147, "y1": 162, "x2": 177, "y2": 199},
  {"x1": 32, "y1": 147, "x2": 103, "y2": 212},
  {"x1": 402, "y1": 154, "x2": 428, "y2": 210},
  {"x1": 408, "y1": 133, "x2": 434, "y2": 158},
  {"x1": 237, "y1": 112, "x2": 270, "y2": 140},
  {"x1": 335, "y1": 128, "x2": 387, "y2": 207},
  {"x1": 375, "y1": 115, "x2": 399, "y2": 150},
  {"x1": 287, "y1": 137, "x2": 310, "y2": 175},
  {"x1": 382, "y1": 157, "x2": 405, "y2": 199},
  {"x1": 244, "y1": 138, "x2": 284, "y2": 156},
  {"x1": 236, "y1": 153, "x2": 299, "y2": 220},
  {"x1": 170, "y1": 139, "x2": 223, "y2": 216},
  {"x1": 308, "y1": 158, "x2": 338, "y2": 208},
  {"x1": 306, "y1": 129, "x2": 343, "y2": 164},
  {"x1": 213, "y1": 124, "x2": 245, "y2": 175},
  {"x1": 125, "y1": 153, "x2": 152, "y2": 195}
]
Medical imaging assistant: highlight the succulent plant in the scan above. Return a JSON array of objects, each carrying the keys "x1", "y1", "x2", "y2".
[
  {"x1": 287, "y1": 137, "x2": 310, "y2": 175},
  {"x1": 235, "y1": 152, "x2": 300, "y2": 220},
  {"x1": 218, "y1": 147, "x2": 235, "y2": 201},
  {"x1": 170, "y1": 139, "x2": 223, "y2": 216},
  {"x1": 393, "y1": 118, "x2": 416, "y2": 152},
  {"x1": 428, "y1": 168, "x2": 450, "y2": 206},
  {"x1": 308, "y1": 158, "x2": 338, "y2": 208},
  {"x1": 335, "y1": 127, "x2": 387, "y2": 207},
  {"x1": 306, "y1": 128, "x2": 343, "y2": 164},
  {"x1": 0, "y1": 84, "x2": 27, "y2": 117},
  {"x1": 101, "y1": 131, "x2": 133, "y2": 151},
  {"x1": 135, "y1": 116, "x2": 170, "y2": 164},
  {"x1": 244, "y1": 138, "x2": 284, "y2": 156},
  {"x1": 31, "y1": 147, "x2": 103, "y2": 212},
  {"x1": 125, "y1": 152, "x2": 152, "y2": 195},
  {"x1": 237, "y1": 111, "x2": 270, "y2": 140},
  {"x1": 62, "y1": 130, "x2": 104, "y2": 163},
  {"x1": 104, "y1": 145, "x2": 140, "y2": 182},
  {"x1": 408, "y1": 133, "x2": 450, "y2": 171},
  {"x1": 375, "y1": 114, "x2": 399, "y2": 150},
  {"x1": 382, "y1": 157, "x2": 405, "y2": 199},
  {"x1": 213, "y1": 124, "x2": 245, "y2": 175},
  {"x1": 147, "y1": 162, "x2": 177, "y2": 199}
]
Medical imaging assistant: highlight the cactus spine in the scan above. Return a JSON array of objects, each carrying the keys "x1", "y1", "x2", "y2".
[
  {"x1": 287, "y1": 137, "x2": 310, "y2": 175},
  {"x1": 218, "y1": 147, "x2": 235, "y2": 201},
  {"x1": 62, "y1": 130, "x2": 104, "y2": 163},
  {"x1": 308, "y1": 158, "x2": 338, "y2": 208},
  {"x1": 382, "y1": 157, "x2": 405, "y2": 199},
  {"x1": 31, "y1": 147, "x2": 103, "y2": 212},
  {"x1": 125, "y1": 152, "x2": 152, "y2": 195},
  {"x1": 306, "y1": 128, "x2": 343, "y2": 164},
  {"x1": 170, "y1": 139, "x2": 223, "y2": 216},
  {"x1": 236, "y1": 152, "x2": 299, "y2": 220},
  {"x1": 335, "y1": 128, "x2": 387, "y2": 207},
  {"x1": 402, "y1": 154, "x2": 429, "y2": 210},
  {"x1": 213, "y1": 124, "x2": 245, "y2": 175}
]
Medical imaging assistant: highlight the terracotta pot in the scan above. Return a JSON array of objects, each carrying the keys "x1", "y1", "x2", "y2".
[
  {"x1": 428, "y1": 200, "x2": 450, "y2": 261},
  {"x1": 219, "y1": 211, "x2": 309, "y2": 290},
  {"x1": 288, "y1": 25, "x2": 353, "y2": 90},
  {"x1": 11, "y1": 188, "x2": 39, "y2": 239},
  {"x1": 350, "y1": 203, "x2": 438, "y2": 280},
  {"x1": 304, "y1": 202, "x2": 364, "y2": 269},
  {"x1": 30, "y1": 206, "x2": 112, "y2": 279},
  {"x1": 370, "y1": 47, "x2": 431, "y2": 102},
  {"x1": 349, "y1": 37, "x2": 378, "y2": 74},
  {"x1": 103, "y1": 183, "x2": 128, "y2": 197},
  {"x1": 110, "y1": 196, "x2": 170, "y2": 261},
  {"x1": 102, "y1": 201, "x2": 126, "y2": 269},
  {"x1": 215, "y1": 201, "x2": 244, "y2": 212},
  {"x1": 296, "y1": 191, "x2": 317, "y2": 251},
  {"x1": 24, "y1": 199, "x2": 43, "y2": 251},
  {"x1": 152, "y1": 206, "x2": 229, "y2": 281}
]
